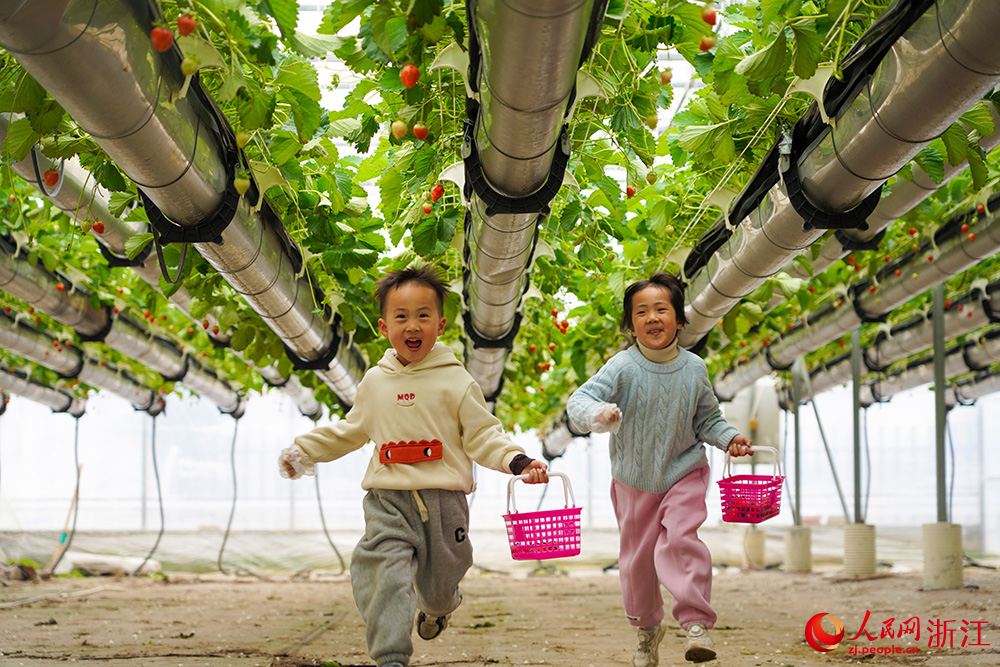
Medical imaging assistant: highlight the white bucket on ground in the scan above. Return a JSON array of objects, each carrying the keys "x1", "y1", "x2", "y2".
[
  {"x1": 844, "y1": 523, "x2": 876, "y2": 577},
  {"x1": 785, "y1": 525, "x2": 811, "y2": 573},
  {"x1": 922, "y1": 522, "x2": 963, "y2": 590}
]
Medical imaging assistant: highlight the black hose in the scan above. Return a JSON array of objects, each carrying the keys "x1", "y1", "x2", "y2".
[
  {"x1": 314, "y1": 469, "x2": 346, "y2": 575},
  {"x1": 217, "y1": 419, "x2": 240, "y2": 575},
  {"x1": 50, "y1": 417, "x2": 82, "y2": 575},
  {"x1": 133, "y1": 416, "x2": 165, "y2": 576}
]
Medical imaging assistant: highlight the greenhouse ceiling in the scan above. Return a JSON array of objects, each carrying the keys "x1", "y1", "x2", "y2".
[{"x1": 1, "y1": 0, "x2": 1000, "y2": 429}]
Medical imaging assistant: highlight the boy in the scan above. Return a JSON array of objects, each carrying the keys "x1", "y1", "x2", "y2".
[{"x1": 278, "y1": 265, "x2": 548, "y2": 667}]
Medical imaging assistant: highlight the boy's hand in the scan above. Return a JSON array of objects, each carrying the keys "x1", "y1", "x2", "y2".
[
  {"x1": 727, "y1": 435, "x2": 753, "y2": 458},
  {"x1": 521, "y1": 459, "x2": 549, "y2": 484},
  {"x1": 278, "y1": 446, "x2": 315, "y2": 480}
]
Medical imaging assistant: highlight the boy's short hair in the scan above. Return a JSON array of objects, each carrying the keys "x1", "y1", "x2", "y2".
[
  {"x1": 620, "y1": 272, "x2": 688, "y2": 335},
  {"x1": 375, "y1": 265, "x2": 450, "y2": 317}
]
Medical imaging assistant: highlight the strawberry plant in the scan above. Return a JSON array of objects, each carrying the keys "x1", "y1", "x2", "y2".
[{"x1": 1, "y1": 0, "x2": 964, "y2": 432}]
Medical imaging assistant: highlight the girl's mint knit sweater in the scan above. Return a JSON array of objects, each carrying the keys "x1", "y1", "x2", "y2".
[{"x1": 567, "y1": 345, "x2": 738, "y2": 494}]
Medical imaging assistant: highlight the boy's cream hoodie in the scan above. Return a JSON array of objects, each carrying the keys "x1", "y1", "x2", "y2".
[{"x1": 293, "y1": 342, "x2": 524, "y2": 493}]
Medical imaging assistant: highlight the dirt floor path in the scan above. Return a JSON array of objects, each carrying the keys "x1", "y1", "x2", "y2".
[{"x1": 1, "y1": 562, "x2": 997, "y2": 667}]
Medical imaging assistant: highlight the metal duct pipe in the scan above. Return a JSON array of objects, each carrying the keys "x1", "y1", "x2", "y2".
[
  {"x1": 0, "y1": 118, "x2": 319, "y2": 417},
  {"x1": 0, "y1": 239, "x2": 110, "y2": 338},
  {"x1": 789, "y1": 102, "x2": 1000, "y2": 279},
  {"x1": 0, "y1": 311, "x2": 161, "y2": 414},
  {"x1": 715, "y1": 189, "x2": 1000, "y2": 400},
  {"x1": 863, "y1": 288, "x2": 997, "y2": 370},
  {"x1": 462, "y1": 0, "x2": 598, "y2": 398},
  {"x1": 869, "y1": 343, "x2": 971, "y2": 402},
  {"x1": 952, "y1": 369, "x2": 1000, "y2": 406},
  {"x1": 715, "y1": 355, "x2": 771, "y2": 402},
  {"x1": 0, "y1": 237, "x2": 245, "y2": 414},
  {"x1": 0, "y1": 0, "x2": 363, "y2": 405},
  {"x1": 471, "y1": 0, "x2": 591, "y2": 193},
  {"x1": 771, "y1": 301, "x2": 861, "y2": 367},
  {"x1": 681, "y1": 0, "x2": 1000, "y2": 346},
  {"x1": 0, "y1": 365, "x2": 85, "y2": 417}
]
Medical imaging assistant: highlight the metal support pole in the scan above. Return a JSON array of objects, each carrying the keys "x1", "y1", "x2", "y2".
[
  {"x1": 792, "y1": 365, "x2": 802, "y2": 526},
  {"x1": 141, "y1": 416, "x2": 148, "y2": 531},
  {"x1": 851, "y1": 328, "x2": 862, "y2": 523},
  {"x1": 932, "y1": 285, "x2": 947, "y2": 522}
]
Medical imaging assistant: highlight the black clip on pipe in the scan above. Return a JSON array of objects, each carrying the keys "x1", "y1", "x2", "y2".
[
  {"x1": 835, "y1": 228, "x2": 885, "y2": 252},
  {"x1": 461, "y1": 120, "x2": 571, "y2": 217},
  {"x1": 782, "y1": 154, "x2": 883, "y2": 232}
]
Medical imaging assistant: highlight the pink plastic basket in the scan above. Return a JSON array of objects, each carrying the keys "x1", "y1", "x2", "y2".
[
  {"x1": 718, "y1": 446, "x2": 784, "y2": 524},
  {"x1": 503, "y1": 472, "x2": 582, "y2": 560}
]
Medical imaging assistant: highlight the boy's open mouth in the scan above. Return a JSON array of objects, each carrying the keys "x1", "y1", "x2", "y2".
[{"x1": 405, "y1": 337, "x2": 422, "y2": 351}]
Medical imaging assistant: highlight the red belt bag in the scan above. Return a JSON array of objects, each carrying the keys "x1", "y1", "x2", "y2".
[{"x1": 379, "y1": 439, "x2": 443, "y2": 464}]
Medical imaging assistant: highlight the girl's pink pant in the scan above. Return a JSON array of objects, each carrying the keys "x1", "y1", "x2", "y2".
[{"x1": 611, "y1": 466, "x2": 716, "y2": 630}]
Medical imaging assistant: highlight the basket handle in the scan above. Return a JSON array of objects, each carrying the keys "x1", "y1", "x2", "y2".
[
  {"x1": 506, "y1": 472, "x2": 576, "y2": 514},
  {"x1": 723, "y1": 445, "x2": 782, "y2": 479}
]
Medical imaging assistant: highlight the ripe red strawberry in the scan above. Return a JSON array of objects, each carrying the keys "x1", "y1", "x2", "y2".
[
  {"x1": 187, "y1": 327, "x2": 195, "y2": 334},
  {"x1": 895, "y1": 269, "x2": 901, "y2": 276},
  {"x1": 529, "y1": 345, "x2": 536, "y2": 353},
  {"x1": 846, "y1": 255, "x2": 855, "y2": 265},
  {"x1": 909, "y1": 227, "x2": 917, "y2": 235},
  {"x1": 400, "y1": 64, "x2": 420, "y2": 88},
  {"x1": 150, "y1": 26, "x2": 174, "y2": 52},
  {"x1": 699, "y1": 35, "x2": 717, "y2": 51},
  {"x1": 869, "y1": 285, "x2": 876, "y2": 293},
  {"x1": 945, "y1": 300, "x2": 952, "y2": 309},
  {"x1": 702, "y1": 3, "x2": 717, "y2": 25},
  {"x1": 413, "y1": 123, "x2": 429, "y2": 141},
  {"x1": 968, "y1": 232, "x2": 976, "y2": 241},
  {"x1": 431, "y1": 184, "x2": 444, "y2": 203},
  {"x1": 56, "y1": 283, "x2": 65, "y2": 292},
  {"x1": 977, "y1": 204, "x2": 985, "y2": 213},
  {"x1": 626, "y1": 185, "x2": 636, "y2": 198},
  {"x1": 212, "y1": 326, "x2": 220, "y2": 335},
  {"x1": 551, "y1": 309, "x2": 558, "y2": 318},
  {"x1": 808, "y1": 286, "x2": 815, "y2": 293},
  {"x1": 962, "y1": 224, "x2": 969, "y2": 232},
  {"x1": 92, "y1": 221, "x2": 105, "y2": 234},
  {"x1": 202, "y1": 320, "x2": 209, "y2": 329},
  {"x1": 43, "y1": 170, "x2": 59, "y2": 187},
  {"x1": 177, "y1": 14, "x2": 197, "y2": 36},
  {"x1": 549, "y1": 343, "x2": 556, "y2": 351}
]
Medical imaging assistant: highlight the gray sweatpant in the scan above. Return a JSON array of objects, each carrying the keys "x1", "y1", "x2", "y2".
[{"x1": 350, "y1": 487, "x2": 473, "y2": 666}]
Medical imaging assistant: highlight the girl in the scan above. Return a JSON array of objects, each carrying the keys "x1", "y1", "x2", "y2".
[{"x1": 567, "y1": 273, "x2": 752, "y2": 666}]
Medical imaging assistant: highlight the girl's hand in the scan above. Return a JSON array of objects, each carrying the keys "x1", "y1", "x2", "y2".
[
  {"x1": 727, "y1": 435, "x2": 753, "y2": 458},
  {"x1": 592, "y1": 403, "x2": 622, "y2": 433},
  {"x1": 521, "y1": 459, "x2": 549, "y2": 484}
]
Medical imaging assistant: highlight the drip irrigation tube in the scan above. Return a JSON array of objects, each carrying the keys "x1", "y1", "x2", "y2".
[{"x1": 133, "y1": 415, "x2": 164, "y2": 576}]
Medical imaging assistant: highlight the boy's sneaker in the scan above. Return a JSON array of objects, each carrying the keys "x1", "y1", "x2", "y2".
[
  {"x1": 416, "y1": 611, "x2": 450, "y2": 640},
  {"x1": 684, "y1": 623, "x2": 716, "y2": 662},
  {"x1": 632, "y1": 623, "x2": 666, "y2": 667}
]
